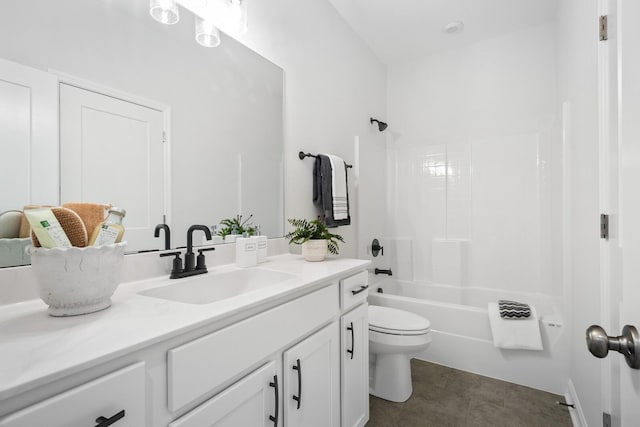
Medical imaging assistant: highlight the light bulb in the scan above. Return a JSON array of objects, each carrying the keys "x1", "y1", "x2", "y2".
[
  {"x1": 150, "y1": 0, "x2": 180, "y2": 25},
  {"x1": 195, "y1": 16, "x2": 221, "y2": 47}
]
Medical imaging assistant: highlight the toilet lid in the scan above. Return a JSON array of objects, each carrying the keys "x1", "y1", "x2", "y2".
[{"x1": 368, "y1": 305, "x2": 431, "y2": 335}]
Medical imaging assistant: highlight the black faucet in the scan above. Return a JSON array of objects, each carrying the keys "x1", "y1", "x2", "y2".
[
  {"x1": 185, "y1": 225, "x2": 212, "y2": 272},
  {"x1": 154, "y1": 224, "x2": 171, "y2": 250},
  {"x1": 374, "y1": 268, "x2": 393, "y2": 276},
  {"x1": 159, "y1": 225, "x2": 215, "y2": 279}
]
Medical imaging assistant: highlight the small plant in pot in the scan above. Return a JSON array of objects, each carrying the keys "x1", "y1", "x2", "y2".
[
  {"x1": 217, "y1": 214, "x2": 256, "y2": 238},
  {"x1": 285, "y1": 218, "x2": 344, "y2": 261}
]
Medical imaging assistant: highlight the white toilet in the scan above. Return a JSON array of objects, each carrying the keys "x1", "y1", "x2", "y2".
[{"x1": 368, "y1": 305, "x2": 432, "y2": 402}]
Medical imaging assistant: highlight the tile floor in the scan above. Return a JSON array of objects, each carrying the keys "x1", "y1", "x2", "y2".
[{"x1": 367, "y1": 360, "x2": 573, "y2": 427}]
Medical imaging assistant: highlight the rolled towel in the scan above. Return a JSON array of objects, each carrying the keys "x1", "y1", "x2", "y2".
[
  {"x1": 488, "y1": 302, "x2": 543, "y2": 351},
  {"x1": 62, "y1": 202, "x2": 109, "y2": 237},
  {"x1": 0, "y1": 210, "x2": 23, "y2": 238},
  {"x1": 498, "y1": 300, "x2": 531, "y2": 319}
]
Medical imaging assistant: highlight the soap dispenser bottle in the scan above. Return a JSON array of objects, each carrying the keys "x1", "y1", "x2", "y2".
[
  {"x1": 236, "y1": 231, "x2": 257, "y2": 267},
  {"x1": 225, "y1": 225, "x2": 240, "y2": 243},
  {"x1": 252, "y1": 225, "x2": 267, "y2": 263}
]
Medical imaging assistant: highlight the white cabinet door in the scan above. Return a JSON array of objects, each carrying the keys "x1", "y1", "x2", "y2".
[
  {"x1": 170, "y1": 362, "x2": 278, "y2": 427},
  {"x1": 283, "y1": 322, "x2": 340, "y2": 427},
  {"x1": 0, "y1": 363, "x2": 145, "y2": 427},
  {"x1": 59, "y1": 83, "x2": 165, "y2": 251},
  {"x1": 341, "y1": 303, "x2": 369, "y2": 427},
  {"x1": 0, "y1": 57, "x2": 58, "y2": 210}
]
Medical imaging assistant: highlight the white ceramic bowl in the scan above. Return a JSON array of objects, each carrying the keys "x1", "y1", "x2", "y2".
[{"x1": 28, "y1": 242, "x2": 126, "y2": 316}]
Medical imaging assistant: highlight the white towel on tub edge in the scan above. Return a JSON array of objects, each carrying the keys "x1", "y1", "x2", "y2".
[{"x1": 488, "y1": 302, "x2": 543, "y2": 351}]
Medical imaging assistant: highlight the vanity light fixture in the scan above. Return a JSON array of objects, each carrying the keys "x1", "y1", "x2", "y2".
[
  {"x1": 150, "y1": 0, "x2": 180, "y2": 25},
  {"x1": 195, "y1": 16, "x2": 221, "y2": 47},
  {"x1": 149, "y1": 0, "x2": 246, "y2": 48}
]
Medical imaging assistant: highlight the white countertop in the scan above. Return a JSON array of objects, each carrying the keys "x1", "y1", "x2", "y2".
[{"x1": 0, "y1": 254, "x2": 370, "y2": 401}]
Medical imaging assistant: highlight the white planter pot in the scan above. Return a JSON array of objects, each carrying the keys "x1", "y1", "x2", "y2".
[
  {"x1": 301, "y1": 239, "x2": 328, "y2": 262},
  {"x1": 28, "y1": 242, "x2": 126, "y2": 316}
]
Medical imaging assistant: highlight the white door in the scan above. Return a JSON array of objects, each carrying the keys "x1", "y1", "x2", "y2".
[
  {"x1": 597, "y1": 0, "x2": 640, "y2": 424},
  {"x1": 616, "y1": 0, "x2": 640, "y2": 424},
  {"x1": 59, "y1": 84, "x2": 165, "y2": 252},
  {"x1": 169, "y1": 362, "x2": 278, "y2": 427},
  {"x1": 283, "y1": 322, "x2": 340, "y2": 427},
  {"x1": 340, "y1": 303, "x2": 369, "y2": 427},
  {"x1": 0, "y1": 58, "x2": 58, "y2": 210},
  {"x1": 598, "y1": 0, "x2": 623, "y2": 424}
]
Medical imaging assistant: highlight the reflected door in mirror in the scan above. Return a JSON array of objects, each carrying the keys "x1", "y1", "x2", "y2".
[
  {"x1": 0, "y1": 58, "x2": 58, "y2": 211},
  {"x1": 59, "y1": 84, "x2": 166, "y2": 252}
]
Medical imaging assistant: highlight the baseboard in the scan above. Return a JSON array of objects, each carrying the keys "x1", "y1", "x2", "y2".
[{"x1": 565, "y1": 379, "x2": 587, "y2": 427}]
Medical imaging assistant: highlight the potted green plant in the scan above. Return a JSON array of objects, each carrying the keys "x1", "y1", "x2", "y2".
[
  {"x1": 217, "y1": 214, "x2": 256, "y2": 239},
  {"x1": 285, "y1": 218, "x2": 344, "y2": 261}
]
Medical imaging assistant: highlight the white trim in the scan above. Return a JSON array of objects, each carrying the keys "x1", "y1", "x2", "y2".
[
  {"x1": 566, "y1": 379, "x2": 587, "y2": 427},
  {"x1": 597, "y1": 0, "x2": 613, "y2": 416},
  {"x1": 561, "y1": 100, "x2": 572, "y2": 342},
  {"x1": 50, "y1": 69, "x2": 173, "y2": 233},
  {"x1": 50, "y1": 70, "x2": 167, "y2": 112}
]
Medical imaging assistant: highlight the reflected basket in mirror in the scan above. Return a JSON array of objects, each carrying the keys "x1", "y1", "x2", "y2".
[
  {"x1": 0, "y1": 238, "x2": 32, "y2": 267},
  {"x1": 27, "y1": 242, "x2": 126, "y2": 316}
]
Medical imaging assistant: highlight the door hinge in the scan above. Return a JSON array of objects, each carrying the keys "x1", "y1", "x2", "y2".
[
  {"x1": 599, "y1": 15, "x2": 608, "y2": 41},
  {"x1": 603, "y1": 412, "x2": 612, "y2": 427},
  {"x1": 601, "y1": 214, "x2": 609, "y2": 240}
]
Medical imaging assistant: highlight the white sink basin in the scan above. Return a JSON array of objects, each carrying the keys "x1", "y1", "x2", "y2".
[{"x1": 138, "y1": 268, "x2": 297, "y2": 304}]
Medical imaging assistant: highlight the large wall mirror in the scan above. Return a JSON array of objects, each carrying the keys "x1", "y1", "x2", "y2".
[{"x1": 0, "y1": 0, "x2": 284, "y2": 268}]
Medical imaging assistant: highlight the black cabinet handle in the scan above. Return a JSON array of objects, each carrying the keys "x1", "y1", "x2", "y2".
[
  {"x1": 347, "y1": 322, "x2": 355, "y2": 360},
  {"x1": 292, "y1": 358, "x2": 302, "y2": 410},
  {"x1": 351, "y1": 285, "x2": 369, "y2": 295},
  {"x1": 269, "y1": 375, "x2": 279, "y2": 426},
  {"x1": 95, "y1": 410, "x2": 125, "y2": 427}
]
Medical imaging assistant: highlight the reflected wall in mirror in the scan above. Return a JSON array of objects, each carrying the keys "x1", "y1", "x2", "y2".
[{"x1": 0, "y1": 0, "x2": 284, "y2": 268}]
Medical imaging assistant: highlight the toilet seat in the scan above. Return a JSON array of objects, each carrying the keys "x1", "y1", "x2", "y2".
[{"x1": 369, "y1": 305, "x2": 431, "y2": 336}]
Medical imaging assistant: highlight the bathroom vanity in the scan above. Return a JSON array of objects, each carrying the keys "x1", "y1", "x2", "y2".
[{"x1": 0, "y1": 253, "x2": 370, "y2": 427}]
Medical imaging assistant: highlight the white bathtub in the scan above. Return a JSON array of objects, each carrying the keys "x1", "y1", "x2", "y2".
[{"x1": 367, "y1": 275, "x2": 569, "y2": 394}]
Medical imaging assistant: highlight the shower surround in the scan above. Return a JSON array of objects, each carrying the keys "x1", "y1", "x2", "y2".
[
  {"x1": 376, "y1": 20, "x2": 568, "y2": 392},
  {"x1": 385, "y1": 21, "x2": 562, "y2": 300}
]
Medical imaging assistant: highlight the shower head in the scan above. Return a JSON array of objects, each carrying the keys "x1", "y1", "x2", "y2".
[{"x1": 370, "y1": 117, "x2": 388, "y2": 132}]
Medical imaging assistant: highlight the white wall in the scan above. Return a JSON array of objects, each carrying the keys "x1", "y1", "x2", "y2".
[
  {"x1": 386, "y1": 23, "x2": 561, "y2": 296},
  {"x1": 231, "y1": 0, "x2": 388, "y2": 258},
  {"x1": 557, "y1": 0, "x2": 602, "y2": 424}
]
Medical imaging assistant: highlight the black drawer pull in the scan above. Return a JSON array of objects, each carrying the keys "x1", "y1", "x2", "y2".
[
  {"x1": 351, "y1": 285, "x2": 369, "y2": 295},
  {"x1": 347, "y1": 322, "x2": 355, "y2": 359},
  {"x1": 269, "y1": 375, "x2": 279, "y2": 426},
  {"x1": 292, "y1": 358, "x2": 302, "y2": 410},
  {"x1": 95, "y1": 410, "x2": 125, "y2": 427}
]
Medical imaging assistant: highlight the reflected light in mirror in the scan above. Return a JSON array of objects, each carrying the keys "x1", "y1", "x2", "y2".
[
  {"x1": 179, "y1": 0, "x2": 248, "y2": 36},
  {"x1": 150, "y1": 0, "x2": 180, "y2": 25}
]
